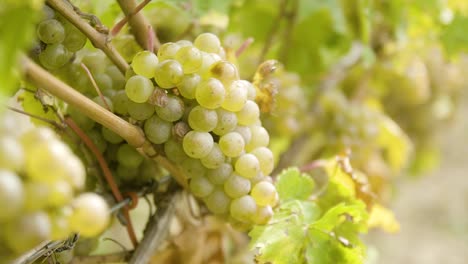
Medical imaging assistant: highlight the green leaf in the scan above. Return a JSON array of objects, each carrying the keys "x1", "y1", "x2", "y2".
[
  {"x1": 276, "y1": 167, "x2": 315, "y2": 201},
  {"x1": 440, "y1": 14, "x2": 468, "y2": 56}
]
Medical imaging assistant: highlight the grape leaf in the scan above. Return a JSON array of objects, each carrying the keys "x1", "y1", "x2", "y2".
[{"x1": 276, "y1": 167, "x2": 315, "y2": 201}]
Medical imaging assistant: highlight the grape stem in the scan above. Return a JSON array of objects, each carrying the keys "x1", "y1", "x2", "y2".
[
  {"x1": 46, "y1": 0, "x2": 129, "y2": 73},
  {"x1": 79, "y1": 63, "x2": 112, "y2": 111}
]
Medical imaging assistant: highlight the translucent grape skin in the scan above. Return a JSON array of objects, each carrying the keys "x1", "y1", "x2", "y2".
[
  {"x1": 219, "y1": 132, "x2": 245, "y2": 157},
  {"x1": 224, "y1": 172, "x2": 251, "y2": 198},
  {"x1": 252, "y1": 205, "x2": 273, "y2": 225},
  {"x1": 250, "y1": 147, "x2": 274, "y2": 175},
  {"x1": 154, "y1": 59, "x2": 184, "y2": 88},
  {"x1": 177, "y1": 73, "x2": 201, "y2": 99},
  {"x1": 39, "y1": 44, "x2": 72, "y2": 70},
  {"x1": 155, "y1": 95, "x2": 185, "y2": 122},
  {"x1": 175, "y1": 46, "x2": 203, "y2": 73},
  {"x1": 181, "y1": 158, "x2": 206, "y2": 178},
  {"x1": 157, "y1": 42, "x2": 181, "y2": 61},
  {"x1": 144, "y1": 115, "x2": 173, "y2": 144},
  {"x1": 117, "y1": 144, "x2": 144, "y2": 168},
  {"x1": 125, "y1": 75, "x2": 155, "y2": 103},
  {"x1": 69, "y1": 193, "x2": 110, "y2": 237},
  {"x1": 230, "y1": 195, "x2": 257, "y2": 222},
  {"x1": 36, "y1": 19, "x2": 65, "y2": 44},
  {"x1": 236, "y1": 100, "x2": 260, "y2": 126},
  {"x1": 62, "y1": 21, "x2": 87, "y2": 52},
  {"x1": 164, "y1": 138, "x2": 189, "y2": 163},
  {"x1": 206, "y1": 163, "x2": 233, "y2": 185},
  {"x1": 194, "y1": 33, "x2": 221, "y2": 53},
  {"x1": 203, "y1": 188, "x2": 231, "y2": 214},
  {"x1": 0, "y1": 170, "x2": 24, "y2": 221},
  {"x1": 251, "y1": 181, "x2": 278, "y2": 207},
  {"x1": 213, "y1": 108, "x2": 237, "y2": 136},
  {"x1": 5, "y1": 211, "x2": 51, "y2": 253},
  {"x1": 200, "y1": 143, "x2": 225, "y2": 169},
  {"x1": 188, "y1": 105, "x2": 218, "y2": 132},
  {"x1": 182, "y1": 131, "x2": 214, "y2": 158},
  {"x1": 189, "y1": 175, "x2": 214, "y2": 198},
  {"x1": 127, "y1": 101, "x2": 155, "y2": 121},
  {"x1": 235, "y1": 153, "x2": 260, "y2": 179},
  {"x1": 222, "y1": 80, "x2": 248, "y2": 112},
  {"x1": 195, "y1": 78, "x2": 226, "y2": 109},
  {"x1": 209, "y1": 60, "x2": 239, "y2": 84},
  {"x1": 246, "y1": 125, "x2": 270, "y2": 151},
  {"x1": 132, "y1": 50, "x2": 159, "y2": 78}
]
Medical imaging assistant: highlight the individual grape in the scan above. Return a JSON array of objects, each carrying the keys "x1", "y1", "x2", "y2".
[
  {"x1": 157, "y1": 42, "x2": 181, "y2": 61},
  {"x1": 233, "y1": 126, "x2": 251, "y2": 145},
  {"x1": 235, "y1": 153, "x2": 260, "y2": 179},
  {"x1": 224, "y1": 172, "x2": 251, "y2": 198},
  {"x1": 245, "y1": 80, "x2": 257, "y2": 100},
  {"x1": 251, "y1": 181, "x2": 278, "y2": 207},
  {"x1": 69, "y1": 193, "x2": 110, "y2": 237},
  {"x1": 62, "y1": 155, "x2": 86, "y2": 190},
  {"x1": 93, "y1": 96, "x2": 114, "y2": 112},
  {"x1": 116, "y1": 164, "x2": 139, "y2": 181},
  {"x1": 189, "y1": 175, "x2": 214, "y2": 198},
  {"x1": 209, "y1": 60, "x2": 239, "y2": 84},
  {"x1": 125, "y1": 75, "x2": 154, "y2": 103},
  {"x1": 49, "y1": 208, "x2": 72, "y2": 240},
  {"x1": 194, "y1": 33, "x2": 221, "y2": 53},
  {"x1": 0, "y1": 136, "x2": 24, "y2": 171},
  {"x1": 236, "y1": 100, "x2": 260, "y2": 126},
  {"x1": 177, "y1": 73, "x2": 201, "y2": 99},
  {"x1": 245, "y1": 125, "x2": 270, "y2": 151},
  {"x1": 42, "y1": 5, "x2": 55, "y2": 20},
  {"x1": 23, "y1": 181, "x2": 50, "y2": 211},
  {"x1": 188, "y1": 105, "x2": 218, "y2": 132},
  {"x1": 195, "y1": 78, "x2": 226, "y2": 109},
  {"x1": 252, "y1": 205, "x2": 273, "y2": 225},
  {"x1": 94, "y1": 73, "x2": 113, "y2": 93},
  {"x1": 230, "y1": 195, "x2": 257, "y2": 222},
  {"x1": 62, "y1": 21, "x2": 87, "y2": 52},
  {"x1": 132, "y1": 50, "x2": 159, "y2": 78},
  {"x1": 176, "y1": 40, "x2": 192, "y2": 47},
  {"x1": 20, "y1": 127, "x2": 56, "y2": 150},
  {"x1": 127, "y1": 101, "x2": 155, "y2": 121},
  {"x1": 36, "y1": 19, "x2": 65, "y2": 44},
  {"x1": 68, "y1": 106, "x2": 95, "y2": 131},
  {"x1": 219, "y1": 132, "x2": 245, "y2": 157},
  {"x1": 222, "y1": 80, "x2": 248, "y2": 112},
  {"x1": 81, "y1": 51, "x2": 107, "y2": 73},
  {"x1": 87, "y1": 129, "x2": 107, "y2": 153},
  {"x1": 106, "y1": 65, "x2": 126, "y2": 90},
  {"x1": 164, "y1": 138, "x2": 189, "y2": 163},
  {"x1": 117, "y1": 144, "x2": 144, "y2": 168},
  {"x1": 181, "y1": 158, "x2": 205, "y2": 178},
  {"x1": 144, "y1": 115, "x2": 173, "y2": 144},
  {"x1": 200, "y1": 143, "x2": 225, "y2": 169},
  {"x1": 0, "y1": 170, "x2": 24, "y2": 221},
  {"x1": 154, "y1": 59, "x2": 184, "y2": 88},
  {"x1": 46, "y1": 180, "x2": 73, "y2": 207},
  {"x1": 250, "y1": 147, "x2": 274, "y2": 175},
  {"x1": 182, "y1": 131, "x2": 214, "y2": 158},
  {"x1": 213, "y1": 108, "x2": 237, "y2": 135},
  {"x1": 203, "y1": 188, "x2": 231, "y2": 214},
  {"x1": 199, "y1": 52, "x2": 222, "y2": 76},
  {"x1": 39, "y1": 44, "x2": 72, "y2": 70},
  {"x1": 101, "y1": 126, "x2": 124, "y2": 144},
  {"x1": 206, "y1": 163, "x2": 233, "y2": 185},
  {"x1": 175, "y1": 45, "x2": 203, "y2": 73},
  {"x1": 155, "y1": 95, "x2": 185, "y2": 122},
  {"x1": 5, "y1": 211, "x2": 51, "y2": 253}
]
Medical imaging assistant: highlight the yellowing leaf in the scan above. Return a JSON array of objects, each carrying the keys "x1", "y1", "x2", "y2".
[{"x1": 368, "y1": 203, "x2": 400, "y2": 233}]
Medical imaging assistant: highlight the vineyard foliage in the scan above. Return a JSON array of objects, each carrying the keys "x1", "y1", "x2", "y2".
[{"x1": 1, "y1": 0, "x2": 468, "y2": 263}]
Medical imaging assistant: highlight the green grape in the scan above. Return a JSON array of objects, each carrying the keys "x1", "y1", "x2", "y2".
[
  {"x1": 68, "y1": 106, "x2": 94, "y2": 131},
  {"x1": 222, "y1": 80, "x2": 248, "y2": 112},
  {"x1": 87, "y1": 129, "x2": 107, "y2": 153},
  {"x1": 132, "y1": 50, "x2": 159, "y2": 78},
  {"x1": 236, "y1": 100, "x2": 260, "y2": 126},
  {"x1": 213, "y1": 108, "x2": 237, "y2": 135},
  {"x1": 125, "y1": 75, "x2": 154, "y2": 103},
  {"x1": 199, "y1": 52, "x2": 221, "y2": 76},
  {"x1": 164, "y1": 138, "x2": 189, "y2": 163},
  {"x1": 94, "y1": 73, "x2": 113, "y2": 93},
  {"x1": 46, "y1": 180, "x2": 73, "y2": 207},
  {"x1": 117, "y1": 144, "x2": 144, "y2": 168},
  {"x1": 92, "y1": 96, "x2": 114, "y2": 112},
  {"x1": 0, "y1": 170, "x2": 24, "y2": 221},
  {"x1": 106, "y1": 65, "x2": 126, "y2": 90},
  {"x1": 245, "y1": 80, "x2": 257, "y2": 100},
  {"x1": 230, "y1": 195, "x2": 257, "y2": 222},
  {"x1": 224, "y1": 172, "x2": 251, "y2": 198},
  {"x1": 175, "y1": 46, "x2": 203, "y2": 73},
  {"x1": 116, "y1": 164, "x2": 139, "y2": 181},
  {"x1": 235, "y1": 153, "x2": 260, "y2": 179},
  {"x1": 219, "y1": 132, "x2": 245, "y2": 157},
  {"x1": 188, "y1": 105, "x2": 218, "y2": 132},
  {"x1": 203, "y1": 188, "x2": 231, "y2": 214},
  {"x1": 39, "y1": 44, "x2": 72, "y2": 70},
  {"x1": 154, "y1": 59, "x2": 184, "y2": 88},
  {"x1": 63, "y1": 155, "x2": 86, "y2": 190},
  {"x1": 36, "y1": 19, "x2": 65, "y2": 44},
  {"x1": 155, "y1": 95, "x2": 185, "y2": 122},
  {"x1": 252, "y1": 205, "x2": 273, "y2": 225},
  {"x1": 189, "y1": 175, "x2": 214, "y2": 198},
  {"x1": 250, "y1": 147, "x2": 274, "y2": 176},
  {"x1": 5, "y1": 211, "x2": 51, "y2": 254},
  {"x1": 0, "y1": 136, "x2": 24, "y2": 171},
  {"x1": 20, "y1": 127, "x2": 56, "y2": 149},
  {"x1": 62, "y1": 20, "x2": 87, "y2": 51},
  {"x1": 251, "y1": 181, "x2": 278, "y2": 207},
  {"x1": 195, "y1": 78, "x2": 226, "y2": 109},
  {"x1": 69, "y1": 192, "x2": 110, "y2": 237},
  {"x1": 81, "y1": 51, "x2": 107, "y2": 73},
  {"x1": 194, "y1": 33, "x2": 221, "y2": 53},
  {"x1": 42, "y1": 5, "x2": 55, "y2": 20},
  {"x1": 181, "y1": 158, "x2": 205, "y2": 178},
  {"x1": 200, "y1": 143, "x2": 225, "y2": 169},
  {"x1": 177, "y1": 73, "x2": 201, "y2": 99},
  {"x1": 245, "y1": 125, "x2": 269, "y2": 151},
  {"x1": 176, "y1": 40, "x2": 192, "y2": 47},
  {"x1": 23, "y1": 181, "x2": 50, "y2": 211},
  {"x1": 128, "y1": 101, "x2": 155, "y2": 121},
  {"x1": 144, "y1": 115, "x2": 172, "y2": 144},
  {"x1": 209, "y1": 60, "x2": 239, "y2": 84},
  {"x1": 206, "y1": 163, "x2": 233, "y2": 185},
  {"x1": 233, "y1": 126, "x2": 252, "y2": 145},
  {"x1": 49, "y1": 207, "x2": 72, "y2": 240},
  {"x1": 101, "y1": 126, "x2": 124, "y2": 144},
  {"x1": 157, "y1": 42, "x2": 181, "y2": 61},
  {"x1": 182, "y1": 131, "x2": 214, "y2": 158}
]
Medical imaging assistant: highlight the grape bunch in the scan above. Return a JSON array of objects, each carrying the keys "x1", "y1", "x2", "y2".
[
  {"x1": 123, "y1": 33, "x2": 278, "y2": 228},
  {"x1": 0, "y1": 112, "x2": 109, "y2": 261}
]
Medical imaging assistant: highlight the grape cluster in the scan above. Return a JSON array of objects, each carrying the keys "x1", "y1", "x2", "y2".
[
  {"x1": 35, "y1": 4, "x2": 87, "y2": 70},
  {"x1": 0, "y1": 113, "x2": 109, "y2": 261},
  {"x1": 124, "y1": 33, "x2": 278, "y2": 228}
]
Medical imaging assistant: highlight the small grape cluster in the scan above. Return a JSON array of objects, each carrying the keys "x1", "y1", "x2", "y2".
[
  {"x1": 124, "y1": 33, "x2": 278, "y2": 228},
  {"x1": 35, "y1": 4, "x2": 87, "y2": 70},
  {"x1": 0, "y1": 113, "x2": 109, "y2": 261}
]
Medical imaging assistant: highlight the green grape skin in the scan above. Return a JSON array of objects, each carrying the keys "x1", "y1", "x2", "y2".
[
  {"x1": 117, "y1": 144, "x2": 144, "y2": 168},
  {"x1": 209, "y1": 60, "x2": 239, "y2": 85},
  {"x1": 62, "y1": 21, "x2": 87, "y2": 52},
  {"x1": 106, "y1": 65, "x2": 126, "y2": 90},
  {"x1": 250, "y1": 147, "x2": 274, "y2": 176},
  {"x1": 251, "y1": 181, "x2": 278, "y2": 207},
  {"x1": 155, "y1": 95, "x2": 185, "y2": 122},
  {"x1": 49, "y1": 207, "x2": 73, "y2": 240},
  {"x1": 157, "y1": 42, "x2": 181, "y2": 61},
  {"x1": 206, "y1": 163, "x2": 233, "y2": 185},
  {"x1": 42, "y1": 5, "x2": 55, "y2": 20},
  {"x1": 177, "y1": 73, "x2": 201, "y2": 99},
  {"x1": 245, "y1": 80, "x2": 257, "y2": 100},
  {"x1": 116, "y1": 164, "x2": 139, "y2": 181},
  {"x1": 194, "y1": 33, "x2": 221, "y2": 53},
  {"x1": 188, "y1": 105, "x2": 218, "y2": 132},
  {"x1": 111, "y1": 90, "x2": 130, "y2": 115},
  {"x1": 224, "y1": 172, "x2": 251, "y2": 199},
  {"x1": 20, "y1": 127, "x2": 56, "y2": 151},
  {"x1": 181, "y1": 158, "x2": 206, "y2": 178},
  {"x1": 176, "y1": 40, "x2": 192, "y2": 47},
  {"x1": 213, "y1": 108, "x2": 237, "y2": 136},
  {"x1": 125, "y1": 75, "x2": 155, "y2": 103},
  {"x1": 94, "y1": 73, "x2": 113, "y2": 93},
  {"x1": 0, "y1": 136, "x2": 24, "y2": 171},
  {"x1": 127, "y1": 101, "x2": 155, "y2": 121},
  {"x1": 218, "y1": 132, "x2": 245, "y2": 158},
  {"x1": 189, "y1": 175, "x2": 214, "y2": 198},
  {"x1": 195, "y1": 78, "x2": 226, "y2": 109},
  {"x1": 222, "y1": 80, "x2": 248, "y2": 112},
  {"x1": 36, "y1": 19, "x2": 65, "y2": 44},
  {"x1": 164, "y1": 138, "x2": 189, "y2": 163},
  {"x1": 132, "y1": 50, "x2": 159, "y2": 78},
  {"x1": 246, "y1": 125, "x2": 270, "y2": 151},
  {"x1": 46, "y1": 180, "x2": 73, "y2": 207},
  {"x1": 236, "y1": 100, "x2": 260, "y2": 126},
  {"x1": 203, "y1": 188, "x2": 231, "y2": 215},
  {"x1": 200, "y1": 143, "x2": 225, "y2": 169},
  {"x1": 199, "y1": 52, "x2": 221, "y2": 76},
  {"x1": 39, "y1": 44, "x2": 72, "y2": 70},
  {"x1": 92, "y1": 96, "x2": 114, "y2": 112},
  {"x1": 233, "y1": 126, "x2": 252, "y2": 145},
  {"x1": 182, "y1": 131, "x2": 214, "y2": 158},
  {"x1": 235, "y1": 153, "x2": 260, "y2": 179},
  {"x1": 0, "y1": 170, "x2": 24, "y2": 221},
  {"x1": 252, "y1": 205, "x2": 273, "y2": 225},
  {"x1": 175, "y1": 46, "x2": 203, "y2": 73},
  {"x1": 230, "y1": 195, "x2": 257, "y2": 223},
  {"x1": 23, "y1": 181, "x2": 50, "y2": 211},
  {"x1": 154, "y1": 59, "x2": 184, "y2": 88},
  {"x1": 87, "y1": 128, "x2": 107, "y2": 153},
  {"x1": 144, "y1": 115, "x2": 173, "y2": 144},
  {"x1": 69, "y1": 192, "x2": 110, "y2": 237},
  {"x1": 81, "y1": 51, "x2": 107, "y2": 73}
]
